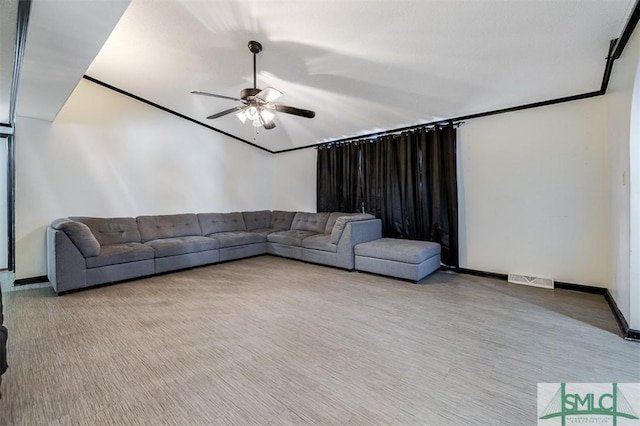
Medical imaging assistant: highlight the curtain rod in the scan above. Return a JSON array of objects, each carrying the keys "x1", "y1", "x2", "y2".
[{"x1": 315, "y1": 120, "x2": 463, "y2": 149}]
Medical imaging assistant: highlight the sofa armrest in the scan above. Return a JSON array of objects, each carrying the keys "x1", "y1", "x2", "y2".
[
  {"x1": 51, "y1": 218, "x2": 100, "y2": 257},
  {"x1": 335, "y1": 219, "x2": 382, "y2": 270},
  {"x1": 330, "y1": 214, "x2": 375, "y2": 243},
  {"x1": 47, "y1": 227, "x2": 87, "y2": 293}
]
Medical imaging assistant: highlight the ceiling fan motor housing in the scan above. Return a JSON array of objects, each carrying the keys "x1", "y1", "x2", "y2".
[{"x1": 241, "y1": 88, "x2": 262, "y2": 100}]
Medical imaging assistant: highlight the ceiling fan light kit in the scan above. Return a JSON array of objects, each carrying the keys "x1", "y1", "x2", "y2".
[{"x1": 192, "y1": 41, "x2": 315, "y2": 131}]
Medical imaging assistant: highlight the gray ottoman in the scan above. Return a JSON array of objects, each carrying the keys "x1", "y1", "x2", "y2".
[{"x1": 354, "y1": 238, "x2": 441, "y2": 282}]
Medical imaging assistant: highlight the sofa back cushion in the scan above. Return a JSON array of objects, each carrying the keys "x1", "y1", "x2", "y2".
[
  {"x1": 242, "y1": 210, "x2": 272, "y2": 231},
  {"x1": 137, "y1": 214, "x2": 201, "y2": 242},
  {"x1": 271, "y1": 211, "x2": 296, "y2": 230},
  {"x1": 291, "y1": 212, "x2": 330, "y2": 233},
  {"x1": 52, "y1": 218, "x2": 101, "y2": 257},
  {"x1": 71, "y1": 217, "x2": 141, "y2": 246},
  {"x1": 198, "y1": 212, "x2": 246, "y2": 235},
  {"x1": 324, "y1": 212, "x2": 355, "y2": 234},
  {"x1": 330, "y1": 214, "x2": 376, "y2": 243}
]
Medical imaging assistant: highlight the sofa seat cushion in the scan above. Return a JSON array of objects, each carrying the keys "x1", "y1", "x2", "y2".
[
  {"x1": 248, "y1": 228, "x2": 280, "y2": 238},
  {"x1": 86, "y1": 243, "x2": 155, "y2": 268},
  {"x1": 302, "y1": 234, "x2": 337, "y2": 253},
  {"x1": 268, "y1": 230, "x2": 318, "y2": 246},
  {"x1": 207, "y1": 231, "x2": 265, "y2": 248},
  {"x1": 144, "y1": 236, "x2": 219, "y2": 258}
]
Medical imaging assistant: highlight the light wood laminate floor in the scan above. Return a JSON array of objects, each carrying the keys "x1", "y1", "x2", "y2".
[{"x1": 0, "y1": 256, "x2": 638, "y2": 425}]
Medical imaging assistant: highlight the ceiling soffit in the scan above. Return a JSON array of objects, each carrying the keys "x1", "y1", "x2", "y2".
[{"x1": 16, "y1": 0, "x2": 130, "y2": 122}]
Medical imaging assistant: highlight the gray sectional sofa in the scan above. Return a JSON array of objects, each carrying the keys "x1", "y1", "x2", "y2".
[{"x1": 47, "y1": 210, "x2": 381, "y2": 294}]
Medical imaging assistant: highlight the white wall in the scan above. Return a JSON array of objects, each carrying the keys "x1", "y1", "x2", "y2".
[
  {"x1": 630, "y1": 57, "x2": 640, "y2": 331},
  {"x1": 458, "y1": 27, "x2": 640, "y2": 329},
  {"x1": 267, "y1": 149, "x2": 317, "y2": 211},
  {"x1": 605, "y1": 26, "x2": 640, "y2": 330},
  {"x1": 15, "y1": 79, "x2": 316, "y2": 279},
  {"x1": 630, "y1": 63, "x2": 640, "y2": 331},
  {"x1": 458, "y1": 97, "x2": 609, "y2": 286}
]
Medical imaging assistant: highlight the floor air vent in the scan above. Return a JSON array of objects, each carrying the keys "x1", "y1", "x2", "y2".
[{"x1": 507, "y1": 274, "x2": 554, "y2": 289}]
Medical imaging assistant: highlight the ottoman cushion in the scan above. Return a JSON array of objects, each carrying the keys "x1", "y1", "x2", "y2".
[
  {"x1": 355, "y1": 238, "x2": 440, "y2": 264},
  {"x1": 355, "y1": 238, "x2": 441, "y2": 282}
]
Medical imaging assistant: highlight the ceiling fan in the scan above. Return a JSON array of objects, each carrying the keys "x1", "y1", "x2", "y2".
[{"x1": 191, "y1": 41, "x2": 315, "y2": 130}]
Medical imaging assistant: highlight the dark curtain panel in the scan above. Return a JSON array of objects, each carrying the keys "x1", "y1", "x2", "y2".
[
  {"x1": 360, "y1": 138, "x2": 384, "y2": 220},
  {"x1": 317, "y1": 124, "x2": 458, "y2": 266},
  {"x1": 418, "y1": 125, "x2": 458, "y2": 267},
  {"x1": 316, "y1": 142, "x2": 362, "y2": 213},
  {"x1": 438, "y1": 125, "x2": 459, "y2": 267},
  {"x1": 360, "y1": 125, "x2": 458, "y2": 266}
]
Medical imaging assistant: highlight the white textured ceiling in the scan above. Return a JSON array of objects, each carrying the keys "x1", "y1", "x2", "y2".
[{"x1": 21, "y1": 0, "x2": 638, "y2": 151}]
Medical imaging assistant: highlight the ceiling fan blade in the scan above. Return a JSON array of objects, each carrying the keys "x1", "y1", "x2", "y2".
[
  {"x1": 191, "y1": 91, "x2": 242, "y2": 102},
  {"x1": 263, "y1": 120, "x2": 276, "y2": 130},
  {"x1": 207, "y1": 106, "x2": 244, "y2": 119},
  {"x1": 273, "y1": 104, "x2": 316, "y2": 119},
  {"x1": 255, "y1": 87, "x2": 282, "y2": 103}
]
